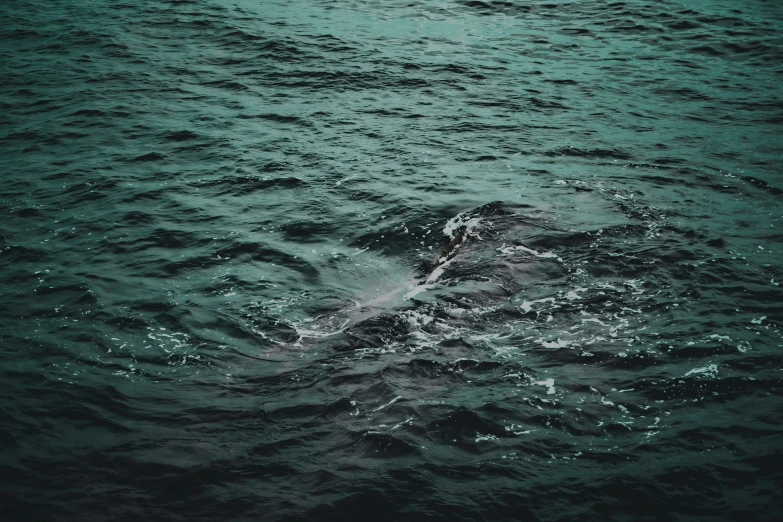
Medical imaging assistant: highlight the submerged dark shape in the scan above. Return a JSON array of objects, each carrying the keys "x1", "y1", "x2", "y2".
[
  {"x1": 312, "y1": 202, "x2": 567, "y2": 351},
  {"x1": 426, "y1": 224, "x2": 468, "y2": 273},
  {"x1": 416, "y1": 201, "x2": 563, "y2": 288}
]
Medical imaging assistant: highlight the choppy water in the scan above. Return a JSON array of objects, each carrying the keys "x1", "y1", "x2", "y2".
[{"x1": 2, "y1": 0, "x2": 783, "y2": 520}]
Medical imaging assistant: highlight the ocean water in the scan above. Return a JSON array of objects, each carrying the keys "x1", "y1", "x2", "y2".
[{"x1": 1, "y1": 0, "x2": 782, "y2": 520}]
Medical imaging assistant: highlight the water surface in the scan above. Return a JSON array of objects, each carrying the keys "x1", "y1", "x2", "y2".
[{"x1": 1, "y1": 0, "x2": 782, "y2": 520}]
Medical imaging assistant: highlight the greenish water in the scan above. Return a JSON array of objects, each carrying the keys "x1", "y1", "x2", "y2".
[{"x1": 1, "y1": 1, "x2": 782, "y2": 520}]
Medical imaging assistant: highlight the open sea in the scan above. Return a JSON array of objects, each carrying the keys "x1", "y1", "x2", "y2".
[{"x1": 1, "y1": 1, "x2": 782, "y2": 520}]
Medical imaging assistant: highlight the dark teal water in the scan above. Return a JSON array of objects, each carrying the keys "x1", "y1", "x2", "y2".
[{"x1": 2, "y1": 1, "x2": 783, "y2": 520}]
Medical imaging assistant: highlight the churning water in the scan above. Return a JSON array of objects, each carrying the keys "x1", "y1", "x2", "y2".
[{"x1": 1, "y1": 0, "x2": 782, "y2": 520}]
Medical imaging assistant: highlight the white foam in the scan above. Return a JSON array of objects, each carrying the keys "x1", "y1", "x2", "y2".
[
  {"x1": 391, "y1": 416, "x2": 415, "y2": 431},
  {"x1": 535, "y1": 378, "x2": 556, "y2": 395},
  {"x1": 443, "y1": 213, "x2": 479, "y2": 238},
  {"x1": 519, "y1": 297, "x2": 555, "y2": 313},
  {"x1": 541, "y1": 338, "x2": 569, "y2": 349},
  {"x1": 515, "y1": 245, "x2": 559, "y2": 259},
  {"x1": 295, "y1": 320, "x2": 351, "y2": 340},
  {"x1": 581, "y1": 317, "x2": 608, "y2": 326},
  {"x1": 401, "y1": 310, "x2": 433, "y2": 327},
  {"x1": 373, "y1": 395, "x2": 404, "y2": 412},
  {"x1": 504, "y1": 424, "x2": 531, "y2": 435},
  {"x1": 474, "y1": 433, "x2": 499, "y2": 442},
  {"x1": 684, "y1": 364, "x2": 718, "y2": 378}
]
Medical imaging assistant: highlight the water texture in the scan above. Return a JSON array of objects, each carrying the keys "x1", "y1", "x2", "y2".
[{"x1": 1, "y1": 0, "x2": 782, "y2": 520}]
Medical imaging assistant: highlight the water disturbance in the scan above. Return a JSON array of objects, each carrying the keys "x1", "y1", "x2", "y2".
[{"x1": 1, "y1": 0, "x2": 782, "y2": 520}]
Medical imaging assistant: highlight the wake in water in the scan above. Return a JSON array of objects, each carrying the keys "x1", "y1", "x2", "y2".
[{"x1": 291, "y1": 202, "x2": 564, "y2": 351}]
